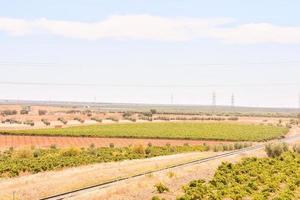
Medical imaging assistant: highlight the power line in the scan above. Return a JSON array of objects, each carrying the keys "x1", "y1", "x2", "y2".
[
  {"x1": 0, "y1": 81, "x2": 299, "y2": 88},
  {"x1": 1, "y1": 60, "x2": 300, "y2": 68}
]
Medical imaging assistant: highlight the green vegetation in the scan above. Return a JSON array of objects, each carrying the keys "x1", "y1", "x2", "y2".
[
  {"x1": 0, "y1": 144, "x2": 211, "y2": 178},
  {"x1": 0, "y1": 109, "x2": 17, "y2": 116},
  {"x1": 0, "y1": 122, "x2": 288, "y2": 141},
  {"x1": 152, "y1": 196, "x2": 166, "y2": 200},
  {"x1": 265, "y1": 142, "x2": 289, "y2": 158},
  {"x1": 154, "y1": 182, "x2": 170, "y2": 193},
  {"x1": 177, "y1": 151, "x2": 300, "y2": 200}
]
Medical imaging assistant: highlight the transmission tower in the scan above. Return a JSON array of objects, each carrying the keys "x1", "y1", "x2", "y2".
[
  {"x1": 212, "y1": 92, "x2": 216, "y2": 106},
  {"x1": 171, "y1": 93, "x2": 174, "y2": 104},
  {"x1": 298, "y1": 92, "x2": 300, "y2": 110},
  {"x1": 231, "y1": 93, "x2": 235, "y2": 107}
]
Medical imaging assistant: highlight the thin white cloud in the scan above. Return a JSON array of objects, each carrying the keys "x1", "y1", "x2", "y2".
[
  {"x1": 0, "y1": 18, "x2": 32, "y2": 36},
  {"x1": 0, "y1": 15, "x2": 300, "y2": 44},
  {"x1": 213, "y1": 23, "x2": 300, "y2": 44}
]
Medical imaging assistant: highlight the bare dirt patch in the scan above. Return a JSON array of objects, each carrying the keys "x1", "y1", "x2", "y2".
[{"x1": 0, "y1": 135, "x2": 232, "y2": 150}]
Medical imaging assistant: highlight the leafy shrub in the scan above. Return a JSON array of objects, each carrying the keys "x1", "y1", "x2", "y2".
[
  {"x1": 33, "y1": 149, "x2": 41, "y2": 158},
  {"x1": 109, "y1": 143, "x2": 115, "y2": 148},
  {"x1": 107, "y1": 117, "x2": 119, "y2": 122},
  {"x1": 222, "y1": 144, "x2": 229, "y2": 151},
  {"x1": 13, "y1": 149, "x2": 33, "y2": 158},
  {"x1": 234, "y1": 143, "x2": 243, "y2": 149},
  {"x1": 1, "y1": 110, "x2": 17, "y2": 116},
  {"x1": 91, "y1": 117, "x2": 102, "y2": 123},
  {"x1": 57, "y1": 117, "x2": 67, "y2": 124},
  {"x1": 150, "y1": 109, "x2": 157, "y2": 114},
  {"x1": 228, "y1": 144, "x2": 234, "y2": 151},
  {"x1": 74, "y1": 117, "x2": 84, "y2": 123},
  {"x1": 154, "y1": 182, "x2": 169, "y2": 193},
  {"x1": 132, "y1": 145, "x2": 145, "y2": 154},
  {"x1": 61, "y1": 148, "x2": 80, "y2": 157},
  {"x1": 228, "y1": 117, "x2": 239, "y2": 121},
  {"x1": 41, "y1": 119, "x2": 50, "y2": 126},
  {"x1": 167, "y1": 171, "x2": 175, "y2": 178},
  {"x1": 213, "y1": 145, "x2": 223, "y2": 152},
  {"x1": 23, "y1": 120, "x2": 34, "y2": 126},
  {"x1": 145, "y1": 147, "x2": 151, "y2": 154},
  {"x1": 2, "y1": 119, "x2": 22, "y2": 124},
  {"x1": 286, "y1": 124, "x2": 292, "y2": 129},
  {"x1": 122, "y1": 112, "x2": 133, "y2": 118},
  {"x1": 20, "y1": 109, "x2": 29, "y2": 115},
  {"x1": 265, "y1": 142, "x2": 289, "y2": 158},
  {"x1": 152, "y1": 196, "x2": 165, "y2": 200}
]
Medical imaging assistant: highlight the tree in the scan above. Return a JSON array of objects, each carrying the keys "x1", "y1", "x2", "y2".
[
  {"x1": 38, "y1": 110, "x2": 47, "y2": 116},
  {"x1": 150, "y1": 109, "x2": 157, "y2": 114}
]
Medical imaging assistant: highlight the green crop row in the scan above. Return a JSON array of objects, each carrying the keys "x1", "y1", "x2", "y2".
[
  {"x1": 0, "y1": 122, "x2": 288, "y2": 141},
  {"x1": 0, "y1": 144, "x2": 209, "y2": 178},
  {"x1": 0, "y1": 141, "x2": 254, "y2": 178}
]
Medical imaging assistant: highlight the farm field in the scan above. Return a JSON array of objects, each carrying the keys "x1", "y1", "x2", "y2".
[
  {"x1": 0, "y1": 151, "x2": 218, "y2": 200},
  {"x1": 0, "y1": 122, "x2": 288, "y2": 141},
  {"x1": 0, "y1": 135, "x2": 235, "y2": 150},
  {"x1": 0, "y1": 145, "x2": 213, "y2": 178},
  {"x1": 177, "y1": 151, "x2": 300, "y2": 200}
]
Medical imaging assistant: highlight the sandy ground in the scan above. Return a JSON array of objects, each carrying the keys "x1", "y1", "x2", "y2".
[
  {"x1": 286, "y1": 126, "x2": 300, "y2": 137},
  {"x1": 0, "y1": 151, "x2": 217, "y2": 200},
  {"x1": 0, "y1": 135, "x2": 233, "y2": 150}
]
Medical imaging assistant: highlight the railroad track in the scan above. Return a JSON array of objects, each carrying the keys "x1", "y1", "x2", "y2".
[{"x1": 41, "y1": 135, "x2": 300, "y2": 200}]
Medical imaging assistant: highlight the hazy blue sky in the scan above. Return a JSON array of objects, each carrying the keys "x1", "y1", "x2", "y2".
[{"x1": 0, "y1": 0, "x2": 300, "y2": 107}]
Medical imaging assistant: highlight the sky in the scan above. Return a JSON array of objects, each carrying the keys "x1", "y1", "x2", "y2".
[{"x1": 0, "y1": 0, "x2": 300, "y2": 108}]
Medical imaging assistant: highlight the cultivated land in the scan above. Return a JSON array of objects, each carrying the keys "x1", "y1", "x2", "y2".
[
  {"x1": 0, "y1": 135, "x2": 233, "y2": 150},
  {"x1": 178, "y1": 152, "x2": 300, "y2": 200},
  {"x1": 0, "y1": 122, "x2": 288, "y2": 141},
  {"x1": 39, "y1": 128, "x2": 300, "y2": 200},
  {"x1": 0, "y1": 151, "x2": 217, "y2": 200},
  {"x1": 0, "y1": 101, "x2": 299, "y2": 199},
  {"x1": 0, "y1": 144, "x2": 217, "y2": 178}
]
